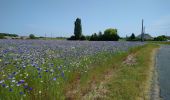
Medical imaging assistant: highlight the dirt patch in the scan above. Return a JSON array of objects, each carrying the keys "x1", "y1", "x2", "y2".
[
  {"x1": 65, "y1": 69, "x2": 115, "y2": 100},
  {"x1": 65, "y1": 74, "x2": 81, "y2": 100},
  {"x1": 123, "y1": 54, "x2": 137, "y2": 66},
  {"x1": 82, "y1": 70, "x2": 114, "y2": 100}
]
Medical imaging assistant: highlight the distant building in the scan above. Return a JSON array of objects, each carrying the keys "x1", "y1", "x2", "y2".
[{"x1": 137, "y1": 33, "x2": 153, "y2": 40}]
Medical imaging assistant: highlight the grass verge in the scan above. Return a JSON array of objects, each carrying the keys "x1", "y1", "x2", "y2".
[{"x1": 64, "y1": 44, "x2": 160, "y2": 100}]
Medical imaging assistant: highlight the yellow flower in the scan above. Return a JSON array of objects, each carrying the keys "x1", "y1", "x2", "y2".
[{"x1": 0, "y1": 59, "x2": 1, "y2": 62}]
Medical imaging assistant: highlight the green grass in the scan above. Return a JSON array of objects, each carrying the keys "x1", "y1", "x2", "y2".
[
  {"x1": 148, "y1": 41, "x2": 170, "y2": 45},
  {"x1": 64, "y1": 44, "x2": 159, "y2": 99}
]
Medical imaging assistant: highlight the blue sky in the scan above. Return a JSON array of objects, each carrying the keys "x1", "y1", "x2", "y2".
[{"x1": 0, "y1": 0, "x2": 170, "y2": 37}]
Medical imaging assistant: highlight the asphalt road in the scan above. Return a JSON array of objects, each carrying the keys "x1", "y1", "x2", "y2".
[{"x1": 157, "y1": 45, "x2": 170, "y2": 100}]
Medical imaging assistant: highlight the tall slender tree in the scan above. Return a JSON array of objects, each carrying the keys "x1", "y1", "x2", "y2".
[{"x1": 74, "y1": 18, "x2": 82, "y2": 40}]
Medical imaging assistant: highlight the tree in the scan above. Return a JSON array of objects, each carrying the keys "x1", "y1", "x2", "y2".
[
  {"x1": 29, "y1": 34, "x2": 36, "y2": 39},
  {"x1": 127, "y1": 33, "x2": 136, "y2": 41},
  {"x1": 74, "y1": 18, "x2": 82, "y2": 40},
  {"x1": 154, "y1": 35, "x2": 167, "y2": 41},
  {"x1": 90, "y1": 33, "x2": 98, "y2": 41},
  {"x1": 0, "y1": 35, "x2": 5, "y2": 39},
  {"x1": 103, "y1": 28, "x2": 119, "y2": 41},
  {"x1": 131, "y1": 33, "x2": 135, "y2": 40},
  {"x1": 98, "y1": 31, "x2": 103, "y2": 41}
]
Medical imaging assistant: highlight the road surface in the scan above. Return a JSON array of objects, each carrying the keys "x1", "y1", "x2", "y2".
[{"x1": 157, "y1": 45, "x2": 170, "y2": 100}]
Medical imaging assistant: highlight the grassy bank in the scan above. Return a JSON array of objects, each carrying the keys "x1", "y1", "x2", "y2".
[
  {"x1": 64, "y1": 44, "x2": 159, "y2": 99},
  {"x1": 148, "y1": 41, "x2": 170, "y2": 45}
]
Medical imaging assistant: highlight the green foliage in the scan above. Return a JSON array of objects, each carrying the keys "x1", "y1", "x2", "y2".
[
  {"x1": 74, "y1": 18, "x2": 82, "y2": 40},
  {"x1": 127, "y1": 33, "x2": 137, "y2": 41},
  {"x1": 0, "y1": 35, "x2": 5, "y2": 39},
  {"x1": 154, "y1": 35, "x2": 167, "y2": 41},
  {"x1": 89, "y1": 29, "x2": 119, "y2": 41},
  {"x1": 103, "y1": 28, "x2": 119, "y2": 41},
  {"x1": 29, "y1": 34, "x2": 36, "y2": 39},
  {"x1": 68, "y1": 18, "x2": 86, "y2": 40},
  {"x1": 90, "y1": 33, "x2": 98, "y2": 41},
  {"x1": 67, "y1": 35, "x2": 75, "y2": 40},
  {"x1": 0, "y1": 33, "x2": 18, "y2": 39},
  {"x1": 80, "y1": 35, "x2": 86, "y2": 40},
  {"x1": 130, "y1": 33, "x2": 135, "y2": 40}
]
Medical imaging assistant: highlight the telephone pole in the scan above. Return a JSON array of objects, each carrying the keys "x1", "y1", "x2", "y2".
[{"x1": 141, "y1": 19, "x2": 144, "y2": 42}]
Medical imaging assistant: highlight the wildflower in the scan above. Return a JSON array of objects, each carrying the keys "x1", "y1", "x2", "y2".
[
  {"x1": 9, "y1": 88, "x2": 13, "y2": 92},
  {"x1": 29, "y1": 87, "x2": 33, "y2": 91},
  {"x1": 53, "y1": 77, "x2": 56, "y2": 81},
  {"x1": 12, "y1": 80, "x2": 16, "y2": 83},
  {"x1": 0, "y1": 80, "x2": 4, "y2": 84},
  {"x1": 19, "y1": 92, "x2": 24, "y2": 95},
  {"x1": 24, "y1": 85, "x2": 28, "y2": 89},
  {"x1": 18, "y1": 80, "x2": 25, "y2": 85},
  {"x1": 19, "y1": 80, "x2": 25, "y2": 83},
  {"x1": 39, "y1": 91, "x2": 41, "y2": 94},
  {"x1": 2, "y1": 84, "x2": 6, "y2": 87},
  {"x1": 12, "y1": 72, "x2": 16, "y2": 75},
  {"x1": 37, "y1": 68, "x2": 41, "y2": 71},
  {"x1": 61, "y1": 72, "x2": 64, "y2": 78}
]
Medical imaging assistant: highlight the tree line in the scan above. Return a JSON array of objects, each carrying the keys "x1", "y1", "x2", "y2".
[
  {"x1": 0, "y1": 33, "x2": 18, "y2": 39},
  {"x1": 68, "y1": 18, "x2": 120, "y2": 41}
]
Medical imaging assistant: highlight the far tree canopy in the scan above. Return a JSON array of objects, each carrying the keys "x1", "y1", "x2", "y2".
[
  {"x1": 89, "y1": 29, "x2": 119, "y2": 41},
  {"x1": 29, "y1": 34, "x2": 36, "y2": 39}
]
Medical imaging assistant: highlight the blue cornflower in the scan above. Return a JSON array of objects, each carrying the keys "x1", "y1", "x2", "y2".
[
  {"x1": 9, "y1": 88, "x2": 13, "y2": 92},
  {"x1": 37, "y1": 68, "x2": 41, "y2": 71},
  {"x1": 61, "y1": 72, "x2": 64, "y2": 77},
  {"x1": 39, "y1": 75, "x2": 42, "y2": 78},
  {"x1": 24, "y1": 85, "x2": 28, "y2": 89},
  {"x1": 29, "y1": 87, "x2": 33, "y2": 91},
  {"x1": 19, "y1": 92, "x2": 24, "y2": 95},
  {"x1": 2, "y1": 84, "x2": 6, "y2": 87},
  {"x1": 13, "y1": 72, "x2": 16, "y2": 75},
  {"x1": 53, "y1": 77, "x2": 56, "y2": 81},
  {"x1": 18, "y1": 80, "x2": 25, "y2": 84}
]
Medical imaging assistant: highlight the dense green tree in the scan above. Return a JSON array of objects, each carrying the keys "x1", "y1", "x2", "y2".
[
  {"x1": 29, "y1": 34, "x2": 36, "y2": 39},
  {"x1": 103, "y1": 28, "x2": 119, "y2": 41},
  {"x1": 80, "y1": 35, "x2": 86, "y2": 40},
  {"x1": 131, "y1": 33, "x2": 135, "y2": 40},
  {"x1": 0, "y1": 35, "x2": 5, "y2": 39},
  {"x1": 98, "y1": 31, "x2": 103, "y2": 40},
  {"x1": 74, "y1": 18, "x2": 82, "y2": 40},
  {"x1": 154, "y1": 35, "x2": 167, "y2": 41},
  {"x1": 127, "y1": 33, "x2": 136, "y2": 41},
  {"x1": 90, "y1": 33, "x2": 98, "y2": 41}
]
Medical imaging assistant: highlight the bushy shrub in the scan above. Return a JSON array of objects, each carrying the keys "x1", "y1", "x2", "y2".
[
  {"x1": 154, "y1": 35, "x2": 167, "y2": 41},
  {"x1": 0, "y1": 35, "x2": 5, "y2": 39},
  {"x1": 103, "y1": 28, "x2": 119, "y2": 41},
  {"x1": 29, "y1": 34, "x2": 36, "y2": 39},
  {"x1": 127, "y1": 33, "x2": 137, "y2": 41}
]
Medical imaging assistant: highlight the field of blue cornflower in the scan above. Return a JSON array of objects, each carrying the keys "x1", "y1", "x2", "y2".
[{"x1": 0, "y1": 40, "x2": 145, "y2": 99}]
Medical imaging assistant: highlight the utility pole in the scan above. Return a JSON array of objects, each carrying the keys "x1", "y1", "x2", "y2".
[{"x1": 141, "y1": 19, "x2": 144, "y2": 42}]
